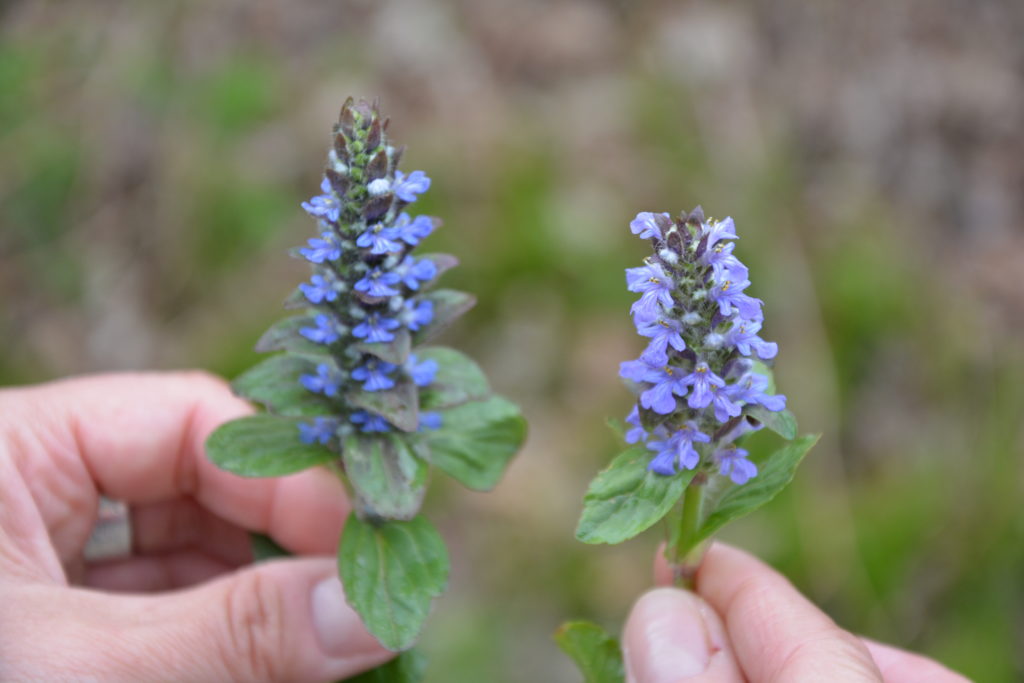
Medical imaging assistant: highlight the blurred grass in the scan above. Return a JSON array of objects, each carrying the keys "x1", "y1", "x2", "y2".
[{"x1": 1, "y1": 2, "x2": 1022, "y2": 680}]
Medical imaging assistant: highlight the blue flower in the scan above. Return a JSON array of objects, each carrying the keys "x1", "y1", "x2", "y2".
[
  {"x1": 352, "y1": 313, "x2": 400, "y2": 343},
  {"x1": 630, "y1": 212, "x2": 669, "y2": 241},
  {"x1": 298, "y1": 417, "x2": 338, "y2": 445},
  {"x1": 637, "y1": 316, "x2": 686, "y2": 360},
  {"x1": 301, "y1": 177, "x2": 341, "y2": 223},
  {"x1": 626, "y1": 263, "x2": 675, "y2": 323},
  {"x1": 405, "y1": 354, "x2": 439, "y2": 387},
  {"x1": 300, "y1": 314, "x2": 341, "y2": 345},
  {"x1": 356, "y1": 223, "x2": 404, "y2": 255},
  {"x1": 709, "y1": 272, "x2": 763, "y2": 320},
  {"x1": 624, "y1": 406, "x2": 646, "y2": 444},
  {"x1": 620, "y1": 356, "x2": 687, "y2": 415},
  {"x1": 419, "y1": 412, "x2": 443, "y2": 431},
  {"x1": 701, "y1": 216, "x2": 738, "y2": 251},
  {"x1": 647, "y1": 423, "x2": 711, "y2": 474},
  {"x1": 400, "y1": 299, "x2": 434, "y2": 332},
  {"x1": 716, "y1": 447, "x2": 757, "y2": 485},
  {"x1": 393, "y1": 170, "x2": 431, "y2": 203},
  {"x1": 300, "y1": 363, "x2": 341, "y2": 397},
  {"x1": 680, "y1": 362, "x2": 726, "y2": 410},
  {"x1": 703, "y1": 240, "x2": 748, "y2": 283},
  {"x1": 351, "y1": 358, "x2": 398, "y2": 391},
  {"x1": 394, "y1": 213, "x2": 435, "y2": 246},
  {"x1": 355, "y1": 268, "x2": 402, "y2": 297},
  {"x1": 350, "y1": 411, "x2": 391, "y2": 433},
  {"x1": 726, "y1": 320, "x2": 778, "y2": 359},
  {"x1": 727, "y1": 372, "x2": 787, "y2": 412},
  {"x1": 397, "y1": 256, "x2": 437, "y2": 290},
  {"x1": 300, "y1": 274, "x2": 338, "y2": 304},
  {"x1": 708, "y1": 383, "x2": 743, "y2": 422},
  {"x1": 299, "y1": 232, "x2": 342, "y2": 263}
]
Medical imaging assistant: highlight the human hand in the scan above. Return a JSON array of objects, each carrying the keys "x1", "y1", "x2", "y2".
[
  {"x1": 622, "y1": 543, "x2": 968, "y2": 682},
  {"x1": 0, "y1": 372, "x2": 392, "y2": 682}
]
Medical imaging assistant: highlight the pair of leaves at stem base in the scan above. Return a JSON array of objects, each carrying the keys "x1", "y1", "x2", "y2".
[
  {"x1": 563, "y1": 397, "x2": 818, "y2": 681},
  {"x1": 205, "y1": 345, "x2": 527, "y2": 656},
  {"x1": 576, "y1": 396, "x2": 815, "y2": 551}
]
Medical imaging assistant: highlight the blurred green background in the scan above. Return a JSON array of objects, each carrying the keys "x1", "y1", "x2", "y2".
[{"x1": 2, "y1": 1, "x2": 1022, "y2": 680}]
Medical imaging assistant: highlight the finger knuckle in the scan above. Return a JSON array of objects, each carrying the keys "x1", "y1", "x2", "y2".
[{"x1": 220, "y1": 571, "x2": 289, "y2": 681}]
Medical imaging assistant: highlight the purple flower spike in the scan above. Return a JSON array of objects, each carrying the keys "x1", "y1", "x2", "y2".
[
  {"x1": 301, "y1": 177, "x2": 341, "y2": 223},
  {"x1": 617, "y1": 207, "x2": 785, "y2": 483},
  {"x1": 717, "y1": 447, "x2": 757, "y2": 485},
  {"x1": 393, "y1": 170, "x2": 431, "y2": 203},
  {"x1": 352, "y1": 313, "x2": 400, "y2": 343}
]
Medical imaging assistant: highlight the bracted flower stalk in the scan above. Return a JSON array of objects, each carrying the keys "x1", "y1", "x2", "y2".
[
  {"x1": 564, "y1": 206, "x2": 814, "y2": 678},
  {"x1": 620, "y1": 207, "x2": 786, "y2": 587},
  {"x1": 206, "y1": 99, "x2": 526, "y2": 657}
]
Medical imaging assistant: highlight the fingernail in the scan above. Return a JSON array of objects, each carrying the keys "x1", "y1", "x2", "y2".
[
  {"x1": 310, "y1": 576, "x2": 381, "y2": 658},
  {"x1": 625, "y1": 588, "x2": 711, "y2": 683}
]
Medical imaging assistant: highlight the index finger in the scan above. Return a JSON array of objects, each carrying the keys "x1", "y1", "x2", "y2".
[
  {"x1": 693, "y1": 543, "x2": 881, "y2": 682},
  {"x1": 0, "y1": 371, "x2": 349, "y2": 558}
]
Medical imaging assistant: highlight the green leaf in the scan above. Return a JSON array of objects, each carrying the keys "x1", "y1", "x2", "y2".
[
  {"x1": 554, "y1": 621, "x2": 625, "y2": 683},
  {"x1": 605, "y1": 417, "x2": 627, "y2": 440},
  {"x1": 695, "y1": 433, "x2": 820, "y2": 544},
  {"x1": 343, "y1": 434, "x2": 429, "y2": 521},
  {"x1": 206, "y1": 415, "x2": 336, "y2": 477},
  {"x1": 415, "y1": 346, "x2": 490, "y2": 410},
  {"x1": 232, "y1": 354, "x2": 336, "y2": 416},
  {"x1": 423, "y1": 396, "x2": 526, "y2": 491},
  {"x1": 356, "y1": 328, "x2": 411, "y2": 365},
  {"x1": 576, "y1": 446, "x2": 691, "y2": 544},
  {"x1": 253, "y1": 315, "x2": 327, "y2": 355},
  {"x1": 347, "y1": 650, "x2": 427, "y2": 683},
  {"x1": 744, "y1": 406, "x2": 798, "y2": 440},
  {"x1": 338, "y1": 514, "x2": 449, "y2": 652},
  {"x1": 347, "y1": 378, "x2": 419, "y2": 432},
  {"x1": 411, "y1": 289, "x2": 476, "y2": 345}
]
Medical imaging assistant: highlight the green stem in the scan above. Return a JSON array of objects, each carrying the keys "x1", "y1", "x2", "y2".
[{"x1": 670, "y1": 477, "x2": 708, "y2": 589}]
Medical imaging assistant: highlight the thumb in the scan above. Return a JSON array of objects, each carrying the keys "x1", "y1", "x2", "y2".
[
  {"x1": 21, "y1": 558, "x2": 392, "y2": 682},
  {"x1": 622, "y1": 587, "x2": 742, "y2": 682}
]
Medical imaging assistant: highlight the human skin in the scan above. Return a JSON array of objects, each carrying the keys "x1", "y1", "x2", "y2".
[
  {"x1": 0, "y1": 372, "x2": 393, "y2": 682},
  {"x1": 621, "y1": 543, "x2": 971, "y2": 683}
]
